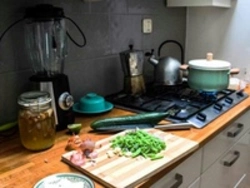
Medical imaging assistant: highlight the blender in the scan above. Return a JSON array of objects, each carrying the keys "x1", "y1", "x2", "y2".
[{"x1": 24, "y1": 4, "x2": 86, "y2": 130}]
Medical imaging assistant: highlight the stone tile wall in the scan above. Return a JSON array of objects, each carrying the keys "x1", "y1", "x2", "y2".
[{"x1": 0, "y1": 0, "x2": 186, "y2": 123}]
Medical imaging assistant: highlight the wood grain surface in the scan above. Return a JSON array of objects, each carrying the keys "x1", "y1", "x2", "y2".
[
  {"x1": 0, "y1": 86, "x2": 250, "y2": 188},
  {"x1": 62, "y1": 129, "x2": 198, "y2": 188}
]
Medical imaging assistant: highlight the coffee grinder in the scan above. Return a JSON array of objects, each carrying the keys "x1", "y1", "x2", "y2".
[{"x1": 24, "y1": 4, "x2": 86, "y2": 130}]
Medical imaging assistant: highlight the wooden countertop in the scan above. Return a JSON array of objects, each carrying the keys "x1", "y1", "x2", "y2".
[{"x1": 1, "y1": 87, "x2": 250, "y2": 188}]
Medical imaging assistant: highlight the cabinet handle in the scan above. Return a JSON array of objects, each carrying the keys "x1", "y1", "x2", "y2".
[
  {"x1": 169, "y1": 173, "x2": 183, "y2": 188},
  {"x1": 227, "y1": 123, "x2": 244, "y2": 138},
  {"x1": 223, "y1": 150, "x2": 240, "y2": 167}
]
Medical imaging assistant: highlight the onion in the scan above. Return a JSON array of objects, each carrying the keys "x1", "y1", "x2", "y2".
[
  {"x1": 65, "y1": 135, "x2": 82, "y2": 151},
  {"x1": 69, "y1": 151, "x2": 85, "y2": 166},
  {"x1": 80, "y1": 139, "x2": 95, "y2": 152},
  {"x1": 88, "y1": 151, "x2": 98, "y2": 159},
  {"x1": 83, "y1": 149, "x2": 92, "y2": 158}
]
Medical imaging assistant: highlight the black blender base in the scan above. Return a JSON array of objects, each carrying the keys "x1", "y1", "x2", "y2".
[
  {"x1": 30, "y1": 74, "x2": 75, "y2": 131},
  {"x1": 56, "y1": 111, "x2": 75, "y2": 131},
  {"x1": 52, "y1": 74, "x2": 75, "y2": 131}
]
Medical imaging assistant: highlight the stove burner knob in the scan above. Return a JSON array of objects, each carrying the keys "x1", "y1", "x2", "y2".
[
  {"x1": 225, "y1": 97, "x2": 233, "y2": 105},
  {"x1": 196, "y1": 112, "x2": 206, "y2": 122},
  {"x1": 58, "y1": 92, "x2": 74, "y2": 110},
  {"x1": 213, "y1": 103, "x2": 223, "y2": 112},
  {"x1": 236, "y1": 90, "x2": 244, "y2": 97}
]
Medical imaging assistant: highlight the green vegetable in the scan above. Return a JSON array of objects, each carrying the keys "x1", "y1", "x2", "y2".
[
  {"x1": 149, "y1": 154, "x2": 164, "y2": 160},
  {"x1": 110, "y1": 129, "x2": 166, "y2": 160},
  {"x1": 90, "y1": 112, "x2": 170, "y2": 130},
  {"x1": 67, "y1": 123, "x2": 82, "y2": 134},
  {"x1": 0, "y1": 121, "x2": 17, "y2": 132}
]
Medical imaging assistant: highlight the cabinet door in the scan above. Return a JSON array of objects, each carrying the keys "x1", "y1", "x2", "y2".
[
  {"x1": 200, "y1": 131, "x2": 250, "y2": 188},
  {"x1": 188, "y1": 177, "x2": 200, "y2": 188},
  {"x1": 233, "y1": 173, "x2": 248, "y2": 188},
  {"x1": 202, "y1": 111, "x2": 250, "y2": 172},
  {"x1": 151, "y1": 149, "x2": 202, "y2": 188}
]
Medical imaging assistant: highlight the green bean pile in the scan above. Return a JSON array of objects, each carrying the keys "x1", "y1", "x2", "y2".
[{"x1": 110, "y1": 129, "x2": 166, "y2": 160}]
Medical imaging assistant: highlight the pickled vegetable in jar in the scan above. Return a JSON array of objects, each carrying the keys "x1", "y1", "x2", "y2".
[{"x1": 18, "y1": 91, "x2": 56, "y2": 151}]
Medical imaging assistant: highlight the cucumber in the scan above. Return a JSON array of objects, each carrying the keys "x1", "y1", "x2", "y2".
[{"x1": 90, "y1": 112, "x2": 170, "y2": 130}]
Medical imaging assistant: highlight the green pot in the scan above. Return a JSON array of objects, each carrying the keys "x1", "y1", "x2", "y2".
[
  {"x1": 187, "y1": 54, "x2": 231, "y2": 92},
  {"x1": 188, "y1": 68, "x2": 230, "y2": 92}
]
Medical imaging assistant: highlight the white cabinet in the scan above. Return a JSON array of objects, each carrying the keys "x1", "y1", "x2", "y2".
[
  {"x1": 151, "y1": 110, "x2": 250, "y2": 188},
  {"x1": 200, "y1": 131, "x2": 250, "y2": 188},
  {"x1": 188, "y1": 177, "x2": 200, "y2": 188},
  {"x1": 202, "y1": 110, "x2": 250, "y2": 172},
  {"x1": 202, "y1": 119, "x2": 250, "y2": 172},
  {"x1": 151, "y1": 149, "x2": 202, "y2": 188},
  {"x1": 167, "y1": 0, "x2": 231, "y2": 8},
  {"x1": 200, "y1": 110, "x2": 250, "y2": 188}
]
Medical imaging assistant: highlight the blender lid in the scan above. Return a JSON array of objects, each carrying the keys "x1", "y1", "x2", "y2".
[{"x1": 25, "y1": 4, "x2": 65, "y2": 21}]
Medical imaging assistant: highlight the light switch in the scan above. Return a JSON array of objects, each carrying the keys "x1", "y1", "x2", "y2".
[{"x1": 142, "y1": 19, "x2": 153, "y2": 34}]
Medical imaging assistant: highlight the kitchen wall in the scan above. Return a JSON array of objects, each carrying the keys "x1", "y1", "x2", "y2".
[
  {"x1": 186, "y1": 0, "x2": 250, "y2": 79},
  {"x1": 0, "y1": 0, "x2": 186, "y2": 124}
]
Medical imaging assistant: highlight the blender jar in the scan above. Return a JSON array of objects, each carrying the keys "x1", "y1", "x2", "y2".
[
  {"x1": 18, "y1": 91, "x2": 56, "y2": 151},
  {"x1": 24, "y1": 4, "x2": 68, "y2": 76}
]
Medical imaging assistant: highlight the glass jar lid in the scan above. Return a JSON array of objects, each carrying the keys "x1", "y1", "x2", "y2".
[{"x1": 18, "y1": 91, "x2": 52, "y2": 108}]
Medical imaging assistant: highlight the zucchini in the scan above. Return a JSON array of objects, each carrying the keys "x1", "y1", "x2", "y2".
[{"x1": 90, "y1": 112, "x2": 170, "y2": 130}]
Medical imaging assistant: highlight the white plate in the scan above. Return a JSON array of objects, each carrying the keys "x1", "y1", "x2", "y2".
[{"x1": 34, "y1": 173, "x2": 95, "y2": 188}]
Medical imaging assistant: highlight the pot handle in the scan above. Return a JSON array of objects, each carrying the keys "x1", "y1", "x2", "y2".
[
  {"x1": 180, "y1": 64, "x2": 189, "y2": 70},
  {"x1": 230, "y1": 68, "x2": 240, "y2": 75},
  {"x1": 179, "y1": 64, "x2": 189, "y2": 78}
]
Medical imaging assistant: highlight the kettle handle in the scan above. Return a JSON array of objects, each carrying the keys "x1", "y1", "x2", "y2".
[{"x1": 158, "y1": 40, "x2": 184, "y2": 65}]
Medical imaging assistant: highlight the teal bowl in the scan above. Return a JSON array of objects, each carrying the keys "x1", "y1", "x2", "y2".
[{"x1": 79, "y1": 93, "x2": 106, "y2": 112}]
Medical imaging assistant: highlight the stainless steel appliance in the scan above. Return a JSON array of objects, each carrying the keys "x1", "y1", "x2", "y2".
[
  {"x1": 119, "y1": 45, "x2": 146, "y2": 95},
  {"x1": 106, "y1": 83, "x2": 248, "y2": 129},
  {"x1": 146, "y1": 40, "x2": 184, "y2": 86}
]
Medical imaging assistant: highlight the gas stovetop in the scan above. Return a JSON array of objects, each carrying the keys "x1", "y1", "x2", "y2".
[{"x1": 106, "y1": 83, "x2": 248, "y2": 129}]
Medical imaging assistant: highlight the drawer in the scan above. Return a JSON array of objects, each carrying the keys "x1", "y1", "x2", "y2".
[
  {"x1": 188, "y1": 177, "x2": 200, "y2": 188},
  {"x1": 151, "y1": 148, "x2": 202, "y2": 188},
  {"x1": 202, "y1": 111, "x2": 250, "y2": 172},
  {"x1": 200, "y1": 131, "x2": 250, "y2": 188},
  {"x1": 233, "y1": 173, "x2": 248, "y2": 188}
]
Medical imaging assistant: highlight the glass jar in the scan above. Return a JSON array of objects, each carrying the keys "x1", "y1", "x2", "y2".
[{"x1": 18, "y1": 91, "x2": 56, "y2": 151}]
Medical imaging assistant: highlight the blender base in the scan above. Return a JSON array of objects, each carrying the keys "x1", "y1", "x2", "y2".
[{"x1": 30, "y1": 74, "x2": 75, "y2": 131}]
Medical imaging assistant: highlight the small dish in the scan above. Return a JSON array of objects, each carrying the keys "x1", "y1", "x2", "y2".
[
  {"x1": 34, "y1": 172, "x2": 95, "y2": 188},
  {"x1": 73, "y1": 93, "x2": 113, "y2": 114}
]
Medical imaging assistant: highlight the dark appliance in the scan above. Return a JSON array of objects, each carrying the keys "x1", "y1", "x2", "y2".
[
  {"x1": 4, "y1": 4, "x2": 88, "y2": 131},
  {"x1": 0, "y1": 4, "x2": 87, "y2": 130},
  {"x1": 106, "y1": 82, "x2": 248, "y2": 129},
  {"x1": 24, "y1": 4, "x2": 87, "y2": 130}
]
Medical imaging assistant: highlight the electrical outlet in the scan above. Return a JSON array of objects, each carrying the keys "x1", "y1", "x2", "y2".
[{"x1": 142, "y1": 18, "x2": 153, "y2": 34}]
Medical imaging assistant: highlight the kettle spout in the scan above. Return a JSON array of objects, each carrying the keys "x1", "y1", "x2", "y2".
[{"x1": 148, "y1": 55, "x2": 159, "y2": 66}]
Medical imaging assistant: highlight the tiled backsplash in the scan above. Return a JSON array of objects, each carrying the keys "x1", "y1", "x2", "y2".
[{"x1": 0, "y1": 0, "x2": 186, "y2": 123}]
